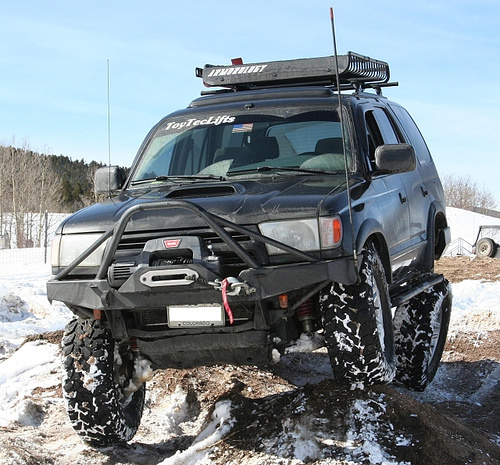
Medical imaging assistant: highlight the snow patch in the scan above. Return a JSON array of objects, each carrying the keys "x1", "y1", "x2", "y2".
[
  {"x1": 450, "y1": 280, "x2": 500, "y2": 332},
  {"x1": 159, "y1": 400, "x2": 235, "y2": 465},
  {"x1": 345, "y1": 396, "x2": 411, "y2": 465},
  {"x1": 0, "y1": 341, "x2": 60, "y2": 426},
  {"x1": 284, "y1": 332, "x2": 325, "y2": 354}
]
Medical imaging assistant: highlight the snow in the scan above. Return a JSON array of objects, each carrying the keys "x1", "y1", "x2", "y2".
[
  {"x1": 450, "y1": 280, "x2": 500, "y2": 332},
  {"x1": 0, "y1": 341, "x2": 60, "y2": 427},
  {"x1": 0, "y1": 208, "x2": 499, "y2": 464},
  {"x1": 0, "y1": 257, "x2": 72, "y2": 358},
  {"x1": 159, "y1": 400, "x2": 235, "y2": 465}
]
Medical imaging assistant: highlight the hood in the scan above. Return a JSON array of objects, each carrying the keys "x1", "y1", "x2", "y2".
[{"x1": 58, "y1": 176, "x2": 348, "y2": 234}]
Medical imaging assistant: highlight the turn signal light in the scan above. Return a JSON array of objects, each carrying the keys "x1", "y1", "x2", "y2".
[{"x1": 319, "y1": 216, "x2": 342, "y2": 249}]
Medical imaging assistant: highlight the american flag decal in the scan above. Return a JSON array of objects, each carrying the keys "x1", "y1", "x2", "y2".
[{"x1": 232, "y1": 123, "x2": 253, "y2": 133}]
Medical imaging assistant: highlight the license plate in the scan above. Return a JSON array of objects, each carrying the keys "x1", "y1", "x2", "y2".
[{"x1": 167, "y1": 304, "x2": 225, "y2": 328}]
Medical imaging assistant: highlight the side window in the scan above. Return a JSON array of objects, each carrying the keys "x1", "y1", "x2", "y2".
[
  {"x1": 364, "y1": 107, "x2": 400, "y2": 169},
  {"x1": 388, "y1": 104, "x2": 432, "y2": 164},
  {"x1": 372, "y1": 107, "x2": 400, "y2": 144}
]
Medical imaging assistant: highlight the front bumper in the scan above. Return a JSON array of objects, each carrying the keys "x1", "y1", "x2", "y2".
[{"x1": 47, "y1": 256, "x2": 356, "y2": 311}]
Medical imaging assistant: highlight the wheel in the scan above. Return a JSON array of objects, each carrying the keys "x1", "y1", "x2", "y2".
[
  {"x1": 475, "y1": 238, "x2": 496, "y2": 258},
  {"x1": 320, "y1": 243, "x2": 396, "y2": 386},
  {"x1": 393, "y1": 278, "x2": 452, "y2": 391},
  {"x1": 61, "y1": 318, "x2": 146, "y2": 446}
]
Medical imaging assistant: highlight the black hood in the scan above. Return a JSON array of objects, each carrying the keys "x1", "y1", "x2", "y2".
[{"x1": 58, "y1": 176, "x2": 348, "y2": 234}]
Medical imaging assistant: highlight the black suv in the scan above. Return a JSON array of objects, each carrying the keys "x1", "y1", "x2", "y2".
[{"x1": 48, "y1": 52, "x2": 451, "y2": 445}]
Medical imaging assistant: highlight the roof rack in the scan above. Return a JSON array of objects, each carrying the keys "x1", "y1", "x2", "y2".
[{"x1": 196, "y1": 52, "x2": 391, "y2": 91}]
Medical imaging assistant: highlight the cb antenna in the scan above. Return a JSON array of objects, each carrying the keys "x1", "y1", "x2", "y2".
[{"x1": 330, "y1": 7, "x2": 358, "y2": 274}]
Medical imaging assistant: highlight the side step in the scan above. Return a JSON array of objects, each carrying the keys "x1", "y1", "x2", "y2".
[{"x1": 390, "y1": 273, "x2": 444, "y2": 307}]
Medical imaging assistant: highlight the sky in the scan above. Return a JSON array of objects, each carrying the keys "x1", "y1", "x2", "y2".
[{"x1": 1, "y1": 1, "x2": 500, "y2": 205}]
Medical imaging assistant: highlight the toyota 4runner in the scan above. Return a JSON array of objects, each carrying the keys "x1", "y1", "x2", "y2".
[{"x1": 48, "y1": 52, "x2": 451, "y2": 446}]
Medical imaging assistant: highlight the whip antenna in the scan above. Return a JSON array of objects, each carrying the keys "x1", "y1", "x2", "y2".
[
  {"x1": 106, "y1": 59, "x2": 114, "y2": 200},
  {"x1": 330, "y1": 7, "x2": 358, "y2": 273}
]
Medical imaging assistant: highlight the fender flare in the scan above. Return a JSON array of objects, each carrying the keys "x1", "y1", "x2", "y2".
[
  {"x1": 356, "y1": 218, "x2": 392, "y2": 283},
  {"x1": 426, "y1": 201, "x2": 448, "y2": 267}
]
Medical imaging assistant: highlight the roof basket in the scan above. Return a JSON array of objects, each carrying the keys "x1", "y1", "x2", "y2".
[{"x1": 196, "y1": 52, "x2": 390, "y2": 90}]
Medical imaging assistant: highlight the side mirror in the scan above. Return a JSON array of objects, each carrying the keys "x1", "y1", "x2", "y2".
[
  {"x1": 94, "y1": 166, "x2": 126, "y2": 194},
  {"x1": 374, "y1": 144, "x2": 416, "y2": 174}
]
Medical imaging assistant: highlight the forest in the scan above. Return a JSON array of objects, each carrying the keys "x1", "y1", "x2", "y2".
[{"x1": 0, "y1": 144, "x2": 106, "y2": 248}]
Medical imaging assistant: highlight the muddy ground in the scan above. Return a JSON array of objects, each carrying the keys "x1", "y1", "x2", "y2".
[{"x1": 0, "y1": 256, "x2": 499, "y2": 464}]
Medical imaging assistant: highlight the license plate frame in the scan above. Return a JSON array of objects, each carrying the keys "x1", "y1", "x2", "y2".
[{"x1": 167, "y1": 304, "x2": 225, "y2": 328}]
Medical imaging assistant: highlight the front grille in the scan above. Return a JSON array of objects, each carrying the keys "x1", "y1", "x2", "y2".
[
  {"x1": 116, "y1": 228, "x2": 260, "y2": 270},
  {"x1": 116, "y1": 228, "x2": 253, "y2": 253}
]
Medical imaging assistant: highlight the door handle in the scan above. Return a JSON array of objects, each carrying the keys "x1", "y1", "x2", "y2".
[
  {"x1": 399, "y1": 192, "x2": 407, "y2": 204},
  {"x1": 421, "y1": 186, "x2": 429, "y2": 197}
]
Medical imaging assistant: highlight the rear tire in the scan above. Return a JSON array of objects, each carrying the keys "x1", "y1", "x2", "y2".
[
  {"x1": 393, "y1": 278, "x2": 452, "y2": 391},
  {"x1": 61, "y1": 318, "x2": 146, "y2": 446},
  {"x1": 320, "y1": 244, "x2": 396, "y2": 386}
]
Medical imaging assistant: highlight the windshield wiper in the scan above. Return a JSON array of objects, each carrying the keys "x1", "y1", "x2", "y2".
[
  {"x1": 130, "y1": 174, "x2": 226, "y2": 186},
  {"x1": 228, "y1": 166, "x2": 340, "y2": 176}
]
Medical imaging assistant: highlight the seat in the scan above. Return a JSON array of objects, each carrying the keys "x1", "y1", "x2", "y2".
[
  {"x1": 315, "y1": 137, "x2": 344, "y2": 154},
  {"x1": 300, "y1": 153, "x2": 346, "y2": 171},
  {"x1": 250, "y1": 137, "x2": 279, "y2": 162},
  {"x1": 213, "y1": 147, "x2": 252, "y2": 166},
  {"x1": 301, "y1": 137, "x2": 346, "y2": 171}
]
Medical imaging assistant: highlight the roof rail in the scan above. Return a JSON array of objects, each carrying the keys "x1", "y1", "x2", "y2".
[{"x1": 196, "y1": 52, "x2": 390, "y2": 90}]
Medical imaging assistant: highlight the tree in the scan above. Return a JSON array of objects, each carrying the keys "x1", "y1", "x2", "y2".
[
  {"x1": 0, "y1": 143, "x2": 62, "y2": 247},
  {"x1": 442, "y1": 174, "x2": 497, "y2": 214}
]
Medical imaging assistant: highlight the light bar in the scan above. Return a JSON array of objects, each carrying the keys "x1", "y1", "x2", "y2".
[{"x1": 196, "y1": 52, "x2": 389, "y2": 89}]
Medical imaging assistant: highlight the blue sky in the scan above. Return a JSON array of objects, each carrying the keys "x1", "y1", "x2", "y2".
[{"x1": 1, "y1": 1, "x2": 500, "y2": 205}]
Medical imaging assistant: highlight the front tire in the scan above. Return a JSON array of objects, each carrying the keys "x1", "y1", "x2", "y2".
[
  {"x1": 393, "y1": 278, "x2": 452, "y2": 391},
  {"x1": 320, "y1": 244, "x2": 396, "y2": 386},
  {"x1": 61, "y1": 318, "x2": 146, "y2": 446}
]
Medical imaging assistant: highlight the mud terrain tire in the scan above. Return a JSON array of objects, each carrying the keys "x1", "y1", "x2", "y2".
[
  {"x1": 320, "y1": 244, "x2": 396, "y2": 386},
  {"x1": 61, "y1": 318, "x2": 146, "y2": 446},
  {"x1": 393, "y1": 278, "x2": 452, "y2": 391}
]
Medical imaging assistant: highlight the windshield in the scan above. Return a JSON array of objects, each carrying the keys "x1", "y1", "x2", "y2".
[{"x1": 130, "y1": 108, "x2": 352, "y2": 185}]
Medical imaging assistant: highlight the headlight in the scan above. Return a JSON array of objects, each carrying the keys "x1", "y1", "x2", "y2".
[
  {"x1": 258, "y1": 217, "x2": 342, "y2": 255},
  {"x1": 51, "y1": 233, "x2": 109, "y2": 268}
]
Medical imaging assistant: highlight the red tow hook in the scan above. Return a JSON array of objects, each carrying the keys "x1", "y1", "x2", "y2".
[{"x1": 221, "y1": 278, "x2": 234, "y2": 324}]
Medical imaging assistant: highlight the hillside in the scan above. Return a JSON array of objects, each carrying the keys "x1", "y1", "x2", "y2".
[{"x1": 0, "y1": 145, "x2": 105, "y2": 214}]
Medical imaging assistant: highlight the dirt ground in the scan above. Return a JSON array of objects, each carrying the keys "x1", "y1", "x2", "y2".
[
  {"x1": 0, "y1": 256, "x2": 499, "y2": 465},
  {"x1": 434, "y1": 255, "x2": 500, "y2": 283}
]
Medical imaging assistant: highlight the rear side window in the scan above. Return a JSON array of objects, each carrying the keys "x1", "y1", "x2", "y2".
[{"x1": 388, "y1": 104, "x2": 432, "y2": 164}]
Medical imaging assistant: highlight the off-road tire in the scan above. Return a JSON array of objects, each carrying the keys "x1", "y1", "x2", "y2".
[
  {"x1": 61, "y1": 318, "x2": 146, "y2": 446},
  {"x1": 393, "y1": 278, "x2": 452, "y2": 391},
  {"x1": 475, "y1": 238, "x2": 496, "y2": 258},
  {"x1": 320, "y1": 244, "x2": 396, "y2": 386}
]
